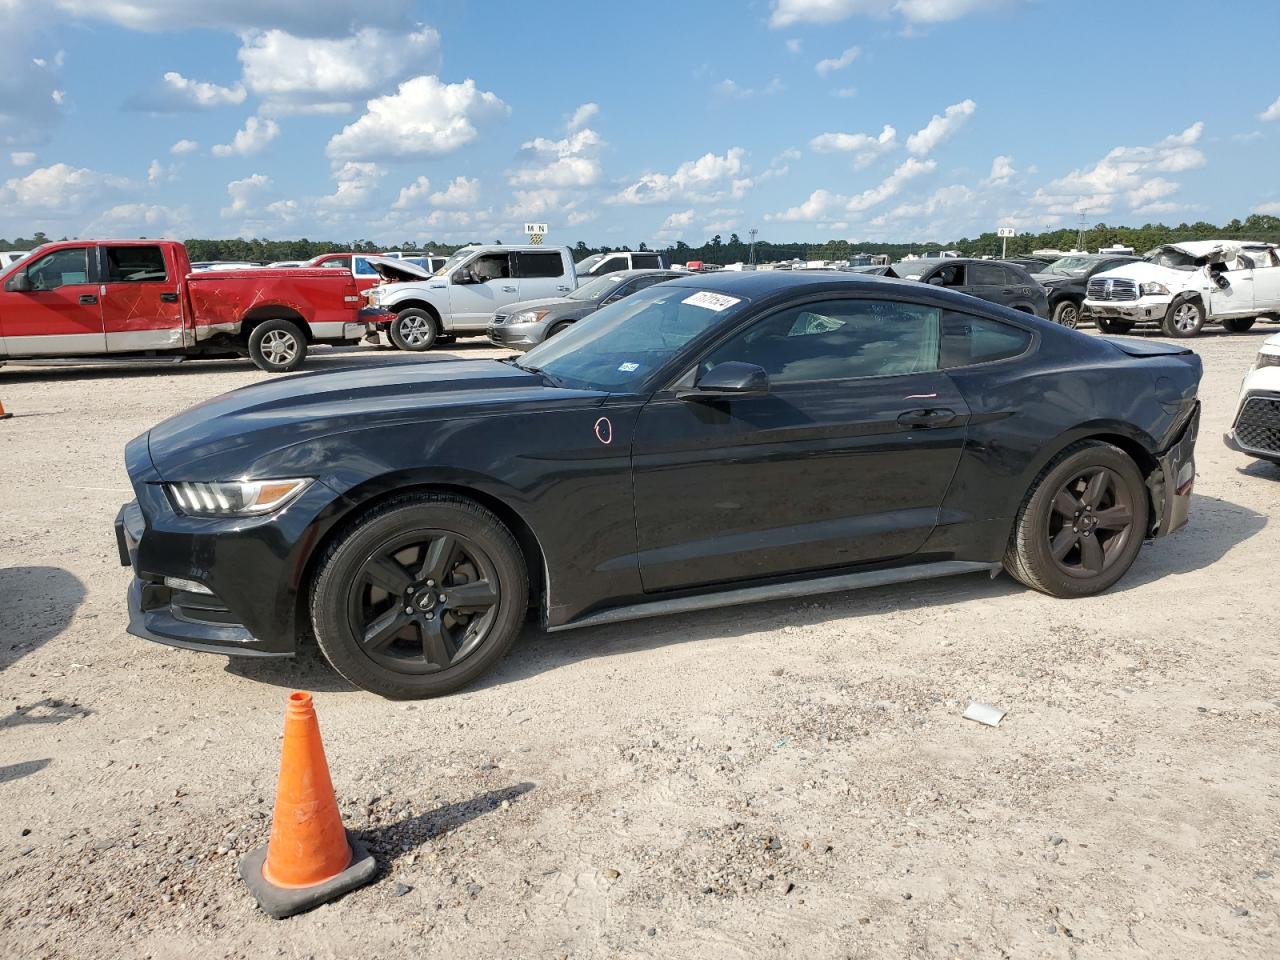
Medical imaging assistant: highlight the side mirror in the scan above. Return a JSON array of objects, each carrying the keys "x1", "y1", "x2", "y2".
[
  {"x1": 679, "y1": 362, "x2": 770, "y2": 401},
  {"x1": 926, "y1": 275, "x2": 945, "y2": 286},
  {"x1": 6, "y1": 273, "x2": 32, "y2": 293},
  {"x1": 453, "y1": 270, "x2": 473, "y2": 285}
]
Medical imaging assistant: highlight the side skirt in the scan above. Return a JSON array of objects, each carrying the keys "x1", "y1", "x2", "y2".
[{"x1": 547, "y1": 560, "x2": 1002, "y2": 633}]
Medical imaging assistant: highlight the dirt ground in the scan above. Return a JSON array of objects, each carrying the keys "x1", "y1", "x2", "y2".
[{"x1": 1, "y1": 329, "x2": 1277, "y2": 960}]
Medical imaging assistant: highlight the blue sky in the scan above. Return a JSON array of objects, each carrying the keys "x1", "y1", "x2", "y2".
[{"x1": 2, "y1": 0, "x2": 1278, "y2": 248}]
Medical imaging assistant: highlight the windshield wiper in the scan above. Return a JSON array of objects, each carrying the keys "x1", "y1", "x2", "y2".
[{"x1": 518, "y1": 363, "x2": 565, "y2": 388}]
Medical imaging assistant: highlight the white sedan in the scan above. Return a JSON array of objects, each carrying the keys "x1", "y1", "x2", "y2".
[{"x1": 1225, "y1": 332, "x2": 1280, "y2": 464}]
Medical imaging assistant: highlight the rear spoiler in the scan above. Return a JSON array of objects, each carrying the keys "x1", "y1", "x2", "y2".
[{"x1": 1100, "y1": 336, "x2": 1195, "y2": 358}]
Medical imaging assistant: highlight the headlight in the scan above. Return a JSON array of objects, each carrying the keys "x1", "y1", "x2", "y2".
[
  {"x1": 1139, "y1": 281, "x2": 1170, "y2": 296},
  {"x1": 1256, "y1": 352, "x2": 1280, "y2": 369},
  {"x1": 511, "y1": 309, "x2": 550, "y2": 324},
  {"x1": 166, "y1": 478, "x2": 313, "y2": 517}
]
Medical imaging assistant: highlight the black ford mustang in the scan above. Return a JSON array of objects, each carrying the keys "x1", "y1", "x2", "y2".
[{"x1": 116, "y1": 272, "x2": 1201, "y2": 698}]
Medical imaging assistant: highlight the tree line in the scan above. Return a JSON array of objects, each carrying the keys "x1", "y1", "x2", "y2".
[{"x1": 3, "y1": 213, "x2": 1278, "y2": 266}]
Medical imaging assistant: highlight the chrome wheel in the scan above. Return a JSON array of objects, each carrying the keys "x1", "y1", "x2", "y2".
[
  {"x1": 260, "y1": 330, "x2": 299, "y2": 366},
  {"x1": 1047, "y1": 466, "x2": 1136, "y2": 579},
  {"x1": 1057, "y1": 304, "x2": 1079, "y2": 328},
  {"x1": 397, "y1": 315, "x2": 433, "y2": 347},
  {"x1": 1172, "y1": 303, "x2": 1200, "y2": 333}
]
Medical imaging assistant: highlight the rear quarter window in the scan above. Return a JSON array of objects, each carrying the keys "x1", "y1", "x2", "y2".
[
  {"x1": 941, "y1": 311, "x2": 1032, "y2": 368},
  {"x1": 515, "y1": 252, "x2": 565, "y2": 278}
]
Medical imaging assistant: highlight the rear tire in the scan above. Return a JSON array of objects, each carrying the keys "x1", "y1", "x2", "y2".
[
  {"x1": 1094, "y1": 317, "x2": 1134, "y2": 335},
  {"x1": 1162, "y1": 299, "x2": 1204, "y2": 338},
  {"x1": 310, "y1": 494, "x2": 528, "y2": 699},
  {"x1": 1051, "y1": 299, "x2": 1082, "y2": 329},
  {"x1": 1221, "y1": 317, "x2": 1256, "y2": 333},
  {"x1": 389, "y1": 308, "x2": 439, "y2": 351},
  {"x1": 247, "y1": 318, "x2": 307, "y2": 373},
  {"x1": 1003, "y1": 441, "x2": 1149, "y2": 598}
]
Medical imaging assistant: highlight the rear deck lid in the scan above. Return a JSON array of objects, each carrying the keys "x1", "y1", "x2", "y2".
[{"x1": 1100, "y1": 336, "x2": 1194, "y2": 358}]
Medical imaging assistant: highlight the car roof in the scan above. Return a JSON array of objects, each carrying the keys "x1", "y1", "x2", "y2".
[
  {"x1": 606, "y1": 268, "x2": 683, "y2": 279},
  {"x1": 663, "y1": 270, "x2": 917, "y2": 297}
]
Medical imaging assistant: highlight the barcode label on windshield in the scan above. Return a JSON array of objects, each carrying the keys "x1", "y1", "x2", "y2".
[{"x1": 682, "y1": 291, "x2": 740, "y2": 312}]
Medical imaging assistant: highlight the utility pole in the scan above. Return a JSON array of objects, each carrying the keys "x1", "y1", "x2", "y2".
[
  {"x1": 748, "y1": 227, "x2": 758, "y2": 266},
  {"x1": 1077, "y1": 211, "x2": 1087, "y2": 253}
]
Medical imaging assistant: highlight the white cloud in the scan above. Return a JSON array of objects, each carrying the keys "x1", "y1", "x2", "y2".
[
  {"x1": 786, "y1": 38, "x2": 802, "y2": 52},
  {"x1": 10, "y1": 151, "x2": 36, "y2": 166},
  {"x1": 845, "y1": 156, "x2": 935, "y2": 212},
  {"x1": 170, "y1": 139, "x2": 200, "y2": 156},
  {"x1": 567, "y1": 102, "x2": 599, "y2": 132},
  {"x1": 221, "y1": 172, "x2": 272, "y2": 216},
  {"x1": 1258, "y1": 95, "x2": 1280, "y2": 122},
  {"x1": 146, "y1": 158, "x2": 176, "y2": 184},
  {"x1": 509, "y1": 128, "x2": 602, "y2": 189},
  {"x1": 84, "y1": 202, "x2": 191, "y2": 237},
  {"x1": 238, "y1": 26, "x2": 439, "y2": 113},
  {"x1": 129, "y1": 71, "x2": 246, "y2": 111},
  {"x1": 566, "y1": 210, "x2": 595, "y2": 227},
  {"x1": 326, "y1": 76, "x2": 509, "y2": 161},
  {"x1": 211, "y1": 115, "x2": 280, "y2": 157},
  {"x1": 50, "y1": 1, "x2": 413, "y2": 35},
  {"x1": 663, "y1": 209, "x2": 695, "y2": 229},
  {"x1": 430, "y1": 175, "x2": 480, "y2": 208},
  {"x1": 1232, "y1": 130, "x2": 1263, "y2": 144},
  {"x1": 1254, "y1": 201, "x2": 1280, "y2": 216},
  {"x1": 316, "y1": 161, "x2": 383, "y2": 211},
  {"x1": 810, "y1": 124, "x2": 897, "y2": 169},
  {"x1": 815, "y1": 46, "x2": 860, "y2": 75},
  {"x1": 769, "y1": 0, "x2": 1025, "y2": 27},
  {"x1": 610, "y1": 148, "x2": 748, "y2": 205},
  {"x1": 0, "y1": 28, "x2": 65, "y2": 146},
  {"x1": 984, "y1": 154, "x2": 1015, "y2": 186},
  {"x1": 714, "y1": 77, "x2": 785, "y2": 100},
  {"x1": 0, "y1": 162, "x2": 129, "y2": 214},
  {"x1": 877, "y1": 183, "x2": 974, "y2": 222},
  {"x1": 505, "y1": 188, "x2": 564, "y2": 219},
  {"x1": 768, "y1": 189, "x2": 845, "y2": 222},
  {"x1": 831, "y1": 87, "x2": 857, "y2": 99},
  {"x1": 392, "y1": 175, "x2": 430, "y2": 210},
  {"x1": 1033, "y1": 122, "x2": 1205, "y2": 216},
  {"x1": 905, "y1": 99, "x2": 975, "y2": 156}
]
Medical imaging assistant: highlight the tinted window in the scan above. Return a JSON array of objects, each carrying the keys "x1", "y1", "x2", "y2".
[
  {"x1": 632, "y1": 254, "x2": 662, "y2": 268},
  {"x1": 105, "y1": 245, "x2": 167, "y2": 283},
  {"x1": 630, "y1": 274, "x2": 673, "y2": 293},
  {"x1": 596, "y1": 256, "x2": 628, "y2": 275},
  {"x1": 968, "y1": 263, "x2": 1006, "y2": 285},
  {"x1": 466, "y1": 253, "x2": 511, "y2": 281},
  {"x1": 704, "y1": 299, "x2": 940, "y2": 384},
  {"x1": 514, "y1": 252, "x2": 564, "y2": 278},
  {"x1": 940, "y1": 312, "x2": 1031, "y2": 368},
  {"x1": 1001, "y1": 264, "x2": 1030, "y2": 284},
  {"x1": 932, "y1": 263, "x2": 966, "y2": 287},
  {"x1": 25, "y1": 248, "x2": 89, "y2": 290}
]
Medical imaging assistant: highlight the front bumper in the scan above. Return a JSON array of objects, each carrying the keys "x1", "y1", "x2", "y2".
[
  {"x1": 486, "y1": 320, "x2": 547, "y2": 351},
  {"x1": 1224, "y1": 389, "x2": 1280, "y2": 463},
  {"x1": 1151, "y1": 402, "x2": 1199, "y2": 538},
  {"x1": 1083, "y1": 297, "x2": 1170, "y2": 323}
]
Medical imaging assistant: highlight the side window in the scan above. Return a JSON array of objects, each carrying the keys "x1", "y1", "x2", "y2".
[
  {"x1": 105, "y1": 245, "x2": 167, "y2": 283},
  {"x1": 1001, "y1": 265, "x2": 1028, "y2": 285},
  {"x1": 466, "y1": 254, "x2": 512, "y2": 282},
  {"x1": 940, "y1": 311, "x2": 1031, "y2": 368},
  {"x1": 597, "y1": 256, "x2": 628, "y2": 275},
  {"x1": 25, "y1": 248, "x2": 90, "y2": 291},
  {"x1": 933, "y1": 263, "x2": 966, "y2": 287},
  {"x1": 353, "y1": 257, "x2": 378, "y2": 276},
  {"x1": 630, "y1": 274, "x2": 671, "y2": 293},
  {"x1": 632, "y1": 254, "x2": 662, "y2": 269},
  {"x1": 968, "y1": 263, "x2": 1005, "y2": 286},
  {"x1": 514, "y1": 252, "x2": 565, "y2": 278},
  {"x1": 703, "y1": 299, "x2": 940, "y2": 384}
]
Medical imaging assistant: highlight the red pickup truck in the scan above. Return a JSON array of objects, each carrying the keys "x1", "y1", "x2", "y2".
[{"x1": 0, "y1": 239, "x2": 377, "y2": 372}]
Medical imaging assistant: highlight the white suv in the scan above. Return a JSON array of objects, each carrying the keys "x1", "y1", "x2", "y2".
[
  {"x1": 1225, "y1": 333, "x2": 1280, "y2": 464},
  {"x1": 1084, "y1": 240, "x2": 1280, "y2": 338},
  {"x1": 369, "y1": 245, "x2": 578, "y2": 351}
]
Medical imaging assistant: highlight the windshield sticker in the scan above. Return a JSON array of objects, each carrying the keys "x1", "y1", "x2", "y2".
[
  {"x1": 617, "y1": 362, "x2": 640, "y2": 373},
  {"x1": 682, "y1": 291, "x2": 741, "y2": 312}
]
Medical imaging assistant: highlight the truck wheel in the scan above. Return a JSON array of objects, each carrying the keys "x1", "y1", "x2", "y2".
[
  {"x1": 389, "y1": 309, "x2": 439, "y2": 351},
  {"x1": 1221, "y1": 317, "x2": 1256, "y2": 333},
  {"x1": 1162, "y1": 299, "x2": 1204, "y2": 338},
  {"x1": 248, "y1": 319, "x2": 307, "y2": 373},
  {"x1": 1051, "y1": 299, "x2": 1082, "y2": 329},
  {"x1": 1095, "y1": 317, "x2": 1134, "y2": 335}
]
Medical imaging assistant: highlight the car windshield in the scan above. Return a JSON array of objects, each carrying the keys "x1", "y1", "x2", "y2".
[
  {"x1": 1043, "y1": 256, "x2": 1097, "y2": 277},
  {"x1": 1144, "y1": 246, "x2": 1199, "y2": 270},
  {"x1": 435, "y1": 249, "x2": 476, "y2": 277},
  {"x1": 514, "y1": 285, "x2": 747, "y2": 392},
  {"x1": 567, "y1": 274, "x2": 627, "y2": 301},
  {"x1": 892, "y1": 261, "x2": 928, "y2": 279},
  {"x1": 576, "y1": 253, "x2": 604, "y2": 274}
]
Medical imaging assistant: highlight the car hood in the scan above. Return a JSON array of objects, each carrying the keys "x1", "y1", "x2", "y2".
[
  {"x1": 145, "y1": 359, "x2": 607, "y2": 480},
  {"x1": 1032, "y1": 272, "x2": 1082, "y2": 284},
  {"x1": 365, "y1": 255, "x2": 433, "y2": 282},
  {"x1": 500, "y1": 297, "x2": 582, "y2": 315},
  {"x1": 1089, "y1": 261, "x2": 1193, "y2": 286}
]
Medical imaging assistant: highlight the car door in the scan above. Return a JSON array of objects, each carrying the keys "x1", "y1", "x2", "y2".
[
  {"x1": 630, "y1": 296, "x2": 969, "y2": 592},
  {"x1": 0, "y1": 245, "x2": 105, "y2": 356},
  {"x1": 1207, "y1": 255, "x2": 1254, "y2": 317},
  {"x1": 100, "y1": 244, "x2": 185, "y2": 351},
  {"x1": 514, "y1": 251, "x2": 573, "y2": 302},
  {"x1": 447, "y1": 252, "x2": 518, "y2": 328},
  {"x1": 1244, "y1": 247, "x2": 1280, "y2": 311},
  {"x1": 964, "y1": 262, "x2": 1012, "y2": 308}
]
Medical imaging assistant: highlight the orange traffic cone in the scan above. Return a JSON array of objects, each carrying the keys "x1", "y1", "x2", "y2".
[
  {"x1": 0, "y1": 400, "x2": 10, "y2": 421},
  {"x1": 239, "y1": 691, "x2": 376, "y2": 918}
]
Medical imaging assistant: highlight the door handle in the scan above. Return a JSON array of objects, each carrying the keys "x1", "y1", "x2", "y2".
[
  {"x1": 897, "y1": 407, "x2": 956, "y2": 427},
  {"x1": 160, "y1": 292, "x2": 179, "y2": 303},
  {"x1": 556, "y1": 285, "x2": 571, "y2": 291},
  {"x1": 78, "y1": 294, "x2": 98, "y2": 305},
  {"x1": 502, "y1": 285, "x2": 517, "y2": 293}
]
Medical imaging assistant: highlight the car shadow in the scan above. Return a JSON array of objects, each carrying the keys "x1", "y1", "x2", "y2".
[
  {"x1": 0, "y1": 758, "x2": 51, "y2": 784},
  {"x1": 0, "y1": 698, "x2": 92, "y2": 729},
  {"x1": 359, "y1": 783, "x2": 535, "y2": 869},
  {"x1": 0, "y1": 566, "x2": 86, "y2": 671},
  {"x1": 1237, "y1": 458, "x2": 1280, "y2": 481},
  {"x1": 223, "y1": 644, "x2": 356, "y2": 693}
]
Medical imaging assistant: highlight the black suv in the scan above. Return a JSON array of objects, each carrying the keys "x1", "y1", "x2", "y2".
[
  {"x1": 1032, "y1": 254, "x2": 1142, "y2": 328},
  {"x1": 893, "y1": 258, "x2": 1049, "y2": 318}
]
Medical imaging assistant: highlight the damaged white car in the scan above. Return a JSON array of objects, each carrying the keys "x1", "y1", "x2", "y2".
[
  {"x1": 1225, "y1": 332, "x2": 1280, "y2": 465},
  {"x1": 1083, "y1": 240, "x2": 1280, "y2": 338}
]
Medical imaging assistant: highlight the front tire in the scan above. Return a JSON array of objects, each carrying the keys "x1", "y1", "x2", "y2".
[
  {"x1": 1221, "y1": 317, "x2": 1256, "y2": 333},
  {"x1": 1094, "y1": 317, "x2": 1134, "y2": 335},
  {"x1": 1163, "y1": 299, "x2": 1204, "y2": 338},
  {"x1": 310, "y1": 494, "x2": 528, "y2": 699},
  {"x1": 1003, "y1": 441, "x2": 1149, "y2": 598},
  {"x1": 547, "y1": 320, "x2": 574, "y2": 339},
  {"x1": 1051, "y1": 299, "x2": 1082, "y2": 329},
  {"x1": 248, "y1": 318, "x2": 307, "y2": 373},
  {"x1": 388, "y1": 308, "x2": 440, "y2": 351}
]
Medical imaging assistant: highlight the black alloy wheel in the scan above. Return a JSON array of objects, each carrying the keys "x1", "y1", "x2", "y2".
[
  {"x1": 1004, "y1": 440, "x2": 1149, "y2": 597},
  {"x1": 1045, "y1": 466, "x2": 1135, "y2": 578},
  {"x1": 311, "y1": 495, "x2": 527, "y2": 698},
  {"x1": 1051, "y1": 300, "x2": 1081, "y2": 328}
]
